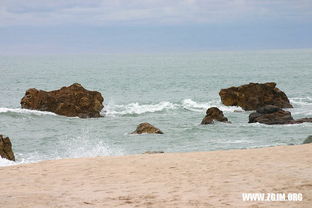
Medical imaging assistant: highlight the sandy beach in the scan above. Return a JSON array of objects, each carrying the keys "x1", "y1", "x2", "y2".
[{"x1": 0, "y1": 144, "x2": 311, "y2": 208}]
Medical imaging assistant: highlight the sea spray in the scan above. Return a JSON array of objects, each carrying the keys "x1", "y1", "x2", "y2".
[{"x1": 51, "y1": 129, "x2": 124, "y2": 159}]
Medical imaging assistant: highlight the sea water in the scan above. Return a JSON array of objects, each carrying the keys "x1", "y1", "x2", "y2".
[{"x1": 0, "y1": 49, "x2": 311, "y2": 166}]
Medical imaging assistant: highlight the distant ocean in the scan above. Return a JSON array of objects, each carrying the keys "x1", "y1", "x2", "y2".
[{"x1": 1, "y1": 49, "x2": 311, "y2": 166}]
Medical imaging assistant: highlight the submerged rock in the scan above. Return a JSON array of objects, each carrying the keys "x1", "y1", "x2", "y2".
[
  {"x1": 201, "y1": 107, "x2": 229, "y2": 124},
  {"x1": 219, "y1": 82, "x2": 293, "y2": 111},
  {"x1": 132, "y1": 123, "x2": 164, "y2": 134},
  {"x1": 0, "y1": 135, "x2": 15, "y2": 161},
  {"x1": 249, "y1": 105, "x2": 312, "y2": 125},
  {"x1": 21, "y1": 83, "x2": 104, "y2": 118},
  {"x1": 289, "y1": 118, "x2": 312, "y2": 124},
  {"x1": 143, "y1": 151, "x2": 165, "y2": 154},
  {"x1": 303, "y1": 136, "x2": 312, "y2": 144}
]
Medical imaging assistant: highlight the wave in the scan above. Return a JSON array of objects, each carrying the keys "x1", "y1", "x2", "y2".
[
  {"x1": 1, "y1": 97, "x2": 310, "y2": 118},
  {"x1": 181, "y1": 99, "x2": 242, "y2": 112},
  {"x1": 0, "y1": 130, "x2": 124, "y2": 167},
  {"x1": 290, "y1": 97, "x2": 312, "y2": 106},
  {"x1": 53, "y1": 130, "x2": 124, "y2": 159},
  {"x1": 0, "y1": 157, "x2": 16, "y2": 167},
  {"x1": 289, "y1": 97, "x2": 312, "y2": 116},
  {"x1": 0, "y1": 107, "x2": 56, "y2": 116},
  {"x1": 104, "y1": 101, "x2": 179, "y2": 116},
  {"x1": 103, "y1": 99, "x2": 242, "y2": 116}
]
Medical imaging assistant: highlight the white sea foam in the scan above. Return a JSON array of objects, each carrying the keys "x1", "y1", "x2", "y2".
[
  {"x1": 104, "y1": 99, "x2": 242, "y2": 116},
  {"x1": 104, "y1": 101, "x2": 179, "y2": 116},
  {"x1": 0, "y1": 130, "x2": 124, "y2": 167},
  {"x1": 181, "y1": 99, "x2": 209, "y2": 112},
  {"x1": 54, "y1": 131, "x2": 124, "y2": 158},
  {"x1": 181, "y1": 99, "x2": 242, "y2": 112},
  {"x1": 0, "y1": 157, "x2": 16, "y2": 167},
  {"x1": 289, "y1": 97, "x2": 312, "y2": 116},
  {"x1": 290, "y1": 97, "x2": 312, "y2": 106},
  {"x1": 0, "y1": 107, "x2": 56, "y2": 116}
]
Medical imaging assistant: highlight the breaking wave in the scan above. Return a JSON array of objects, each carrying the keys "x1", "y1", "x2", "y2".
[
  {"x1": 0, "y1": 157, "x2": 16, "y2": 167},
  {"x1": 289, "y1": 97, "x2": 312, "y2": 116},
  {"x1": 0, "y1": 129, "x2": 124, "y2": 167},
  {"x1": 290, "y1": 97, "x2": 312, "y2": 106},
  {"x1": 1, "y1": 97, "x2": 311, "y2": 118},
  {"x1": 104, "y1": 101, "x2": 178, "y2": 116},
  {"x1": 181, "y1": 99, "x2": 242, "y2": 112},
  {"x1": 104, "y1": 99, "x2": 242, "y2": 116},
  {"x1": 0, "y1": 107, "x2": 56, "y2": 116}
]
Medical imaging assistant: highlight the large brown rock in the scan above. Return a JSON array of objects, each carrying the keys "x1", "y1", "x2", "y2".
[
  {"x1": 21, "y1": 83, "x2": 104, "y2": 118},
  {"x1": 201, "y1": 107, "x2": 229, "y2": 124},
  {"x1": 132, "y1": 123, "x2": 164, "y2": 134},
  {"x1": 249, "y1": 105, "x2": 312, "y2": 125},
  {"x1": 219, "y1": 82, "x2": 293, "y2": 111},
  {"x1": 0, "y1": 135, "x2": 15, "y2": 161}
]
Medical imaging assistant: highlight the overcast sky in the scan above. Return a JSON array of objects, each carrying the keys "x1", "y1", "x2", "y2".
[{"x1": 1, "y1": 0, "x2": 312, "y2": 54}]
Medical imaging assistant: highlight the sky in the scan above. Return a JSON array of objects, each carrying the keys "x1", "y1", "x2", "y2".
[{"x1": 0, "y1": 0, "x2": 312, "y2": 54}]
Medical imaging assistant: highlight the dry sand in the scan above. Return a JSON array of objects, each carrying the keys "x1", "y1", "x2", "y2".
[{"x1": 0, "y1": 144, "x2": 311, "y2": 208}]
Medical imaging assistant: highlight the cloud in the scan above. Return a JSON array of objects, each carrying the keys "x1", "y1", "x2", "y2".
[{"x1": 0, "y1": 0, "x2": 311, "y2": 26}]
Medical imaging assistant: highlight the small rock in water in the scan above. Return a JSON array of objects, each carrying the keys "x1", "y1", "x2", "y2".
[
  {"x1": 249, "y1": 105, "x2": 312, "y2": 125},
  {"x1": 0, "y1": 135, "x2": 15, "y2": 161},
  {"x1": 303, "y1": 136, "x2": 312, "y2": 144},
  {"x1": 143, "y1": 151, "x2": 165, "y2": 154},
  {"x1": 201, "y1": 107, "x2": 230, "y2": 125},
  {"x1": 131, "y1": 123, "x2": 164, "y2": 134}
]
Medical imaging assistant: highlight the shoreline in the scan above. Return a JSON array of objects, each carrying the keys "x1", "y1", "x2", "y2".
[{"x1": 0, "y1": 144, "x2": 311, "y2": 207}]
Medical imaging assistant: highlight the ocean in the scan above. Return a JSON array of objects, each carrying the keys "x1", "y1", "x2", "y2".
[{"x1": 0, "y1": 49, "x2": 311, "y2": 166}]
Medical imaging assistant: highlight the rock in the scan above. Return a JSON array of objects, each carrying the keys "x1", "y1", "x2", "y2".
[
  {"x1": 248, "y1": 112, "x2": 262, "y2": 123},
  {"x1": 249, "y1": 105, "x2": 312, "y2": 125},
  {"x1": 249, "y1": 109, "x2": 293, "y2": 125},
  {"x1": 21, "y1": 83, "x2": 104, "y2": 118},
  {"x1": 289, "y1": 118, "x2": 312, "y2": 124},
  {"x1": 132, "y1": 123, "x2": 164, "y2": 134},
  {"x1": 256, "y1": 105, "x2": 281, "y2": 114},
  {"x1": 0, "y1": 135, "x2": 15, "y2": 161},
  {"x1": 143, "y1": 151, "x2": 165, "y2": 154},
  {"x1": 303, "y1": 136, "x2": 312, "y2": 144},
  {"x1": 219, "y1": 82, "x2": 293, "y2": 110},
  {"x1": 201, "y1": 107, "x2": 229, "y2": 124}
]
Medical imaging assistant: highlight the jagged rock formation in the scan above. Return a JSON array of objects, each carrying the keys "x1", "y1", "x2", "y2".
[
  {"x1": 0, "y1": 135, "x2": 15, "y2": 161},
  {"x1": 219, "y1": 82, "x2": 292, "y2": 110},
  {"x1": 21, "y1": 83, "x2": 104, "y2": 118}
]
